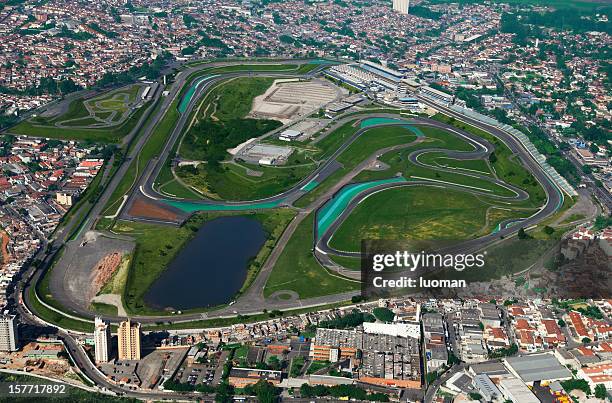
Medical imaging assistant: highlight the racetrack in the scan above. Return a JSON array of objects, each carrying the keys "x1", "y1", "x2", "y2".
[
  {"x1": 28, "y1": 60, "x2": 564, "y2": 326},
  {"x1": 121, "y1": 64, "x2": 563, "y2": 306}
]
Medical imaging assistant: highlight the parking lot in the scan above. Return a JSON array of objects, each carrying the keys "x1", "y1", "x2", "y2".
[{"x1": 174, "y1": 349, "x2": 230, "y2": 387}]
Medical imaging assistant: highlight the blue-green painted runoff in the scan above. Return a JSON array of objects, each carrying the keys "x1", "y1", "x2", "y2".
[
  {"x1": 163, "y1": 198, "x2": 284, "y2": 213},
  {"x1": 317, "y1": 177, "x2": 407, "y2": 240},
  {"x1": 360, "y1": 117, "x2": 402, "y2": 128},
  {"x1": 178, "y1": 75, "x2": 219, "y2": 114},
  {"x1": 301, "y1": 180, "x2": 319, "y2": 192},
  {"x1": 359, "y1": 119, "x2": 424, "y2": 137}
]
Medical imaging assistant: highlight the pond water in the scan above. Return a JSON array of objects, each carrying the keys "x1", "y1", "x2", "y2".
[{"x1": 144, "y1": 216, "x2": 266, "y2": 310}]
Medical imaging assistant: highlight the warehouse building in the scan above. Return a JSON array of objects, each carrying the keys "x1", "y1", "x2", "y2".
[
  {"x1": 473, "y1": 374, "x2": 502, "y2": 402},
  {"x1": 229, "y1": 368, "x2": 282, "y2": 387},
  {"x1": 504, "y1": 353, "x2": 572, "y2": 384},
  {"x1": 498, "y1": 377, "x2": 540, "y2": 403},
  {"x1": 239, "y1": 144, "x2": 294, "y2": 166},
  {"x1": 278, "y1": 129, "x2": 302, "y2": 142}
]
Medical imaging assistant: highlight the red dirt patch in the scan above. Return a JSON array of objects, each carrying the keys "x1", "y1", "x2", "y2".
[
  {"x1": 92, "y1": 252, "x2": 122, "y2": 294},
  {"x1": 128, "y1": 197, "x2": 179, "y2": 221},
  {"x1": 0, "y1": 231, "x2": 10, "y2": 265}
]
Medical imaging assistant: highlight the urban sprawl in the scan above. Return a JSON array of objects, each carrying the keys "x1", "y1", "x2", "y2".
[{"x1": 0, "y1": 0, "x2": 610, "y2": 402}]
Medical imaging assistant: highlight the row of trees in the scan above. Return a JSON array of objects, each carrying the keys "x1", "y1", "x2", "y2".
[
  {"x1": 163, "y1": 378, "x2": 281, "y2": 403},
  {"x1": 0, "y1": 77, "x2": 81, "y2": 97},
  {"x1": 95, "y1": 51, "x2": 172, "y2": 88},
  {"x1": 300, "y1": 383, "x2": 389, "y2": 401}
]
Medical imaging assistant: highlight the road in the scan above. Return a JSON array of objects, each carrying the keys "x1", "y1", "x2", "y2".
[
  {"x1": 423, "y1": 363, "x2": 466, "y2": 403},
  {"x1": 314, "y1": 117, "x2": 535, "y2": 260}
]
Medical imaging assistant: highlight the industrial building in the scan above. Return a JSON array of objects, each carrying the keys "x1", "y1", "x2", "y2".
[
  {"x1": 309, "y1": 324, "x2": 421, "y2": 388},
  {"x1": 363, "y1": 322, "x2": 420, "y2": 339},
  {"x1": 239, "y1": 143, "x2": 294, "y2": 166},
  {"x1": 309, "y1": 328, "x2": 361, "y2": 362},
  {"x1": 325, "y1": 101, "x2": 353, "y2": 116},
  {"x1": 504, "y1": 353, "x2": 572, "y2": 384},
  {"x1": 497, "y1": 377, "x2": 540, "y2": 403},
  {"x1": 473, "y1": 374, "x2": 502, "y2": 401},
  {"x1": 279, "y1": 119, "x2": 327, "y2": 142},
  {"x1": 278, "y1": 129, "x2": 301, "y2": 142}
]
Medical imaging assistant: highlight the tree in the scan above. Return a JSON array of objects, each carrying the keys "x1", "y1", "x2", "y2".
[
  {"x1": 215, "y1": 382, "x2": 234, "y2": 403},
  {"x1": 318, "y1": 309, "x2": 375, "y2": 329},
  {"x1": 595, "y1": 384, "x2": 607, "y2": 399},
  {"x1": 252, "y1": 380, "x2": 280, "y2": 403},
  {"x1": 593, "y1": 215, "x2": 612, "y2": 231},
  {"x1": 488, "y1": 152, "x2": 497, "y2": 164},
  {"x1": 518, "y1": 228, "x2": 528, "y2": 240},
  {"x1": 447, "y1": 352, "x2": 461, "y2": 365},
  {"x1": 469, "y1": 392, "x2": 483, "y2": 401},
  {"x1": 373, "y1": 307, "x2": 395, "y2": 322},
  {"x1": 543, "y1": 226, "x2": 555, "y2": 235},
  {"x1": 582, "y1": 337, "x2": 592, "y2": 344},
  {"x1": 267, "y1": 355, "x2": 281, "y2": 371},
  {"x1": 557, "y1": 319, "x2": 566, "y2": 327}
]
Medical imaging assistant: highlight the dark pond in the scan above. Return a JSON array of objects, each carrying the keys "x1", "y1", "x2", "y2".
[{"x1": 144, "y1": 216, "x2": 266, "y2": 310}]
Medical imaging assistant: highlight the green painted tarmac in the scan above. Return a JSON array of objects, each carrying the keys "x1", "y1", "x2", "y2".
[
  {"x1": 316, "y1": 177, "x2": 407, "y2": 240},
  {"x1": 163, "y1": 198, "x2": 284, "y2": 213},
  {"x1": 178, "y1": 75, "x2": 219, "y2": 114}
]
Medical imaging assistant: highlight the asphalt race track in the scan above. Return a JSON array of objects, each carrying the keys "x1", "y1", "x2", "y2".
[{"x1": 24, "y1": 61, "x2": 564, "y2": 327}]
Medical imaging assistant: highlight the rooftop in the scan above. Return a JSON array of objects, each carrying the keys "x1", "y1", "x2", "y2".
[{"x1": 504, "y1": 353, "x2": 572, "y2": 383}]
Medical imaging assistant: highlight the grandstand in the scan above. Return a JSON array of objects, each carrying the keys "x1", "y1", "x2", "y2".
[
  {"x1": 448, "y1": 104, "x2": 578, "y2": 197},
  {"x1": 419, "y1": 86, "x2": 455, "y2": 105},
  {"x1": 327, "y1": 61, "x2": 404, "y2": 91}
]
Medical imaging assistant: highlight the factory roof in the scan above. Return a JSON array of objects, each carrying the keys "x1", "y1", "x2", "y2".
[{"x1": 504, "y1": 353, "x2": 572, "y2": 383}]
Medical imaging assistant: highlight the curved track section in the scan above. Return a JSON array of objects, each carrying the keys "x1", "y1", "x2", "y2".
[
  {"x1": 315, "y1": 118, "x2": 539, "y2": 259},
  {"x1": 130, "y1": 68, "x2": 562, "y2": 266}
]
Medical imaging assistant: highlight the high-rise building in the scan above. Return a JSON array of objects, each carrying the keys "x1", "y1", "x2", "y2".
[
  {"x1": 0, "y1": 314, "x2": 18, "y2": 352},
  {"x1": 393, "y1": 0, "x2": 410, "y2": 14},
  {"x1": 117, "y1": 319, "x2": 141, "y2": 360},
  {"x1": 94, "y1": 317, "x2": 111, "y2": 363}
]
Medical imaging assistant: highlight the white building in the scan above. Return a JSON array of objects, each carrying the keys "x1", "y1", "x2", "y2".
[
  {"x1": 392, "y1": 0, "x2": 410, "y2": 14},
  {"x1": 363, "y1": 322, "x2": 420, "y2": 339},
  {"x1": 498, "y1": 377, "x2": 539, "y2": 403},
  {"x1": 0, "y1": 314, "x2": 18, "y2": 352},
  {"x1": 94, "y1": 317, "x2": 111, "y2": 363}
]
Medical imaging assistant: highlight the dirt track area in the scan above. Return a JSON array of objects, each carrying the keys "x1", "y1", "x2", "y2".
[
  {"x1": 48, "y1": 231, "x2": 135, "y2": 310},
  {"x1": 128, "y1": 198, "x2": 180, "y2": 221}
]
